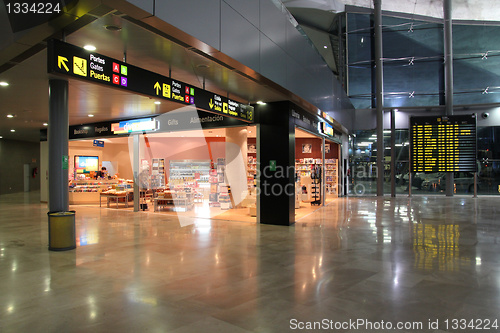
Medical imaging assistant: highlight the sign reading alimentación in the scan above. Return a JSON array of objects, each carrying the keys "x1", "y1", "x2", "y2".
[
  {"x1": 47, "y1": 39, "x2": 254, "y2": 123},
  {"x1": 410, "y1": 115, "x2": 477, "y2": 172}
]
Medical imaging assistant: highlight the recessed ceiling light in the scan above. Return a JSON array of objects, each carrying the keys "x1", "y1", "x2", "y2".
[
  {"x1": 43, "y1": 123, "x2": 48, "y2": 126},
  {"x1": 0, "y1": 81, "x2": 9, "y2": 86},
  {"x1": 154, "y1": 101, "x2": 161, "y2": 105},
  {"x1": 256, "y1": 101, "x2": 266, "y2": 105},
  {"x1": 324, "y1": 45, "x2": 328, "y2": 49},
  {"x1": 88, "y1": 114, "x2": 94, "y2": 117},
  {"x1": 0, "y1": 136, "x2": 3, "y2": 139},
  {"x1": 83, "y1": 45, "x2": 96, "y2": 51},
  {"x1": 10, "y1": 129, "x2": 15, "y2": 132},
  {"x1": 6, "y1": 114, "x2": 14, "y2": 118}
]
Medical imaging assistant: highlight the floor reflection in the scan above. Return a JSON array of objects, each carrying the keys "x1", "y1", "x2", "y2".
[{"x1": 1, "y1": 191, "x2": 500, "y2": 332}]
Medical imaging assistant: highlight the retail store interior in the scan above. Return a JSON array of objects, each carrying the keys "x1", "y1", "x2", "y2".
[{"x1": 64, "y1": 126, "x2": 340, "y2": 223}]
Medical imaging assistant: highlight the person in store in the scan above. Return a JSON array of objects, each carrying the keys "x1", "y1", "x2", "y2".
[{"x1": 96, "y1": 166, "x2": 107, "y2": 179}]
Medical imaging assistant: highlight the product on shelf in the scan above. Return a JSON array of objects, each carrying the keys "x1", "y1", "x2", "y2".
[{"x1": 151, "y1": 158, "x2": 166, "y2": 188}]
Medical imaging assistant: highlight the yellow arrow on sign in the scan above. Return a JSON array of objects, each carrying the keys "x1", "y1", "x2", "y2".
[
  {"x1": 58, "y1": 56, "x2": 69, "y2": 72},
  {"x1": 154, "y1": 82, "x2": 161, "y2": 95},
  {"x1": 209, "y1": 99, "x2": 214, "y2": 109}
]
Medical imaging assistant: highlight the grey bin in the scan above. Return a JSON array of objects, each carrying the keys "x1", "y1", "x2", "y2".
[{"x1": 47, "y1": 211, "x2": 76, "y2": 251}]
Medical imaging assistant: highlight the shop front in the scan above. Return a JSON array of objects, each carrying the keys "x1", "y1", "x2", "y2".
[
  {"x1": 294, "y1": 128, "x2": 340, "y2": 219},
  {"x1": 60, "y1": 102, "x2": 343, "y2": 225},
  {"x1": 63, "y1": 107, "x2": 258, "y2": 223},
  {"x1": 42, "y1": 39, "x2": 345, "y2": 226}
]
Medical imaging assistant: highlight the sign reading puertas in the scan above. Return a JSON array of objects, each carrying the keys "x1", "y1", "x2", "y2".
[{"x1": 47, "y1": 39, "x2": 253, "y2": 123}]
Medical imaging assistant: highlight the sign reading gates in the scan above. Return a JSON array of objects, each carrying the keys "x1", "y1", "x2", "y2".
[{"x1": 47, "y1": 39, "x2": 254, "y2": 123}]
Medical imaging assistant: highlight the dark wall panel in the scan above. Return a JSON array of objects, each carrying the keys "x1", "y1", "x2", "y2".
[
  {"x1": 154, "y1": 0, "x2": 221, "y2": 49},
  {"x1": 260, "y1": 0, "x2": 286, "y2": 46},
  {"x1": 221, "y1": 2, "x2": 260, "y2": 72},
  {"x1": 223, "y1": 0, "x2": 259, "y2": 27},
  {"x1": 0, "y1": 139, "x2": 40, "y2": 194},
  {"x1": 260, "y1": 34, "x2": 287, "y2": 88}
]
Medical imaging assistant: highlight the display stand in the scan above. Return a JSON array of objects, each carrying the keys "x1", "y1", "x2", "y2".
[
  {"x1": 295, "y1": 180, "x2": 301, "y2": 209},
  {"x1": 247, "y1": 156, "x2": 257, "y2": 189},
  {"x1": 295, "y1": 158, "x2": 338, "y2": 199},
  {"x1": 310, "y1": 166, "x2": 321, "y2": 206},
  {"x1": 208, "y1": 168, "x2": 219, "y2": 207},
  {"x1": 219, "y1": 184, "x2": 231, "y2": 210},
  {"x1": 139, "y1": 190, "x2": 152, "y2": 211},
  {"x1": 325, "y1": 159, "x2": 338, "y2": 197},
  {"x1": 151, "y1": 158, "x2": 166, "y2": 189}
]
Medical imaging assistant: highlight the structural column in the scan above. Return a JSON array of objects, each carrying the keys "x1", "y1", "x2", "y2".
[
  {"x1": 374, "y1": 0, "x2": 385, "y2": 196},
  {"x1": 444, "y1": 0, "x2": 454, "y2": 196},
  {"x1": 390, "y1": 109, "x2": 396, "y2": 197},
  {"x1": 256, "y1": 102, "x2": 295, "y2": 225},
  {"x1": 48, "y1": 79, "x2": 69, "y2": 212},
  {"x1": 133, "y1": 134, "x2": 140, "y2": 212},
  {"x1": 322, "y1": 137, "x2": 326, "y2": 205}
]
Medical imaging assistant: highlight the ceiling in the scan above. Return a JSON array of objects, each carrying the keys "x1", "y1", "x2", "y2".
[
  {"x1": 0, "y1": 11, "x2": 285, "y2": 142},
  {"x1": 283, "y1": 0, "x2": 500, "y2": 110},
  {"x1": 1, "y1": 0, "x2": 499, "y2": 143},
  {"x1": 283, "y1": 0, "x2": 500, "y2": 22}
]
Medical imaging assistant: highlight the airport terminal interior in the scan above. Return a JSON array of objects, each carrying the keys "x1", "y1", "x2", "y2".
[{"x1": 2, "y1": 0, "x2": 500, "y2": 332}]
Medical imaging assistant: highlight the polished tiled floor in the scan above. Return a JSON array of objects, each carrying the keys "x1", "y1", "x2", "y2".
[{"x1": 1, "y1": 192, "x2": 500, "y2": 332}]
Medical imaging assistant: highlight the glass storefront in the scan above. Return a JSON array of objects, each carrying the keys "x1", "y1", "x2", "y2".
[
  {"x1": 294, "y1": 128, "x2": 340, "y2": 218},
  {"x1": 68, "y1": 126, "x2": 258, "y2": 223}
]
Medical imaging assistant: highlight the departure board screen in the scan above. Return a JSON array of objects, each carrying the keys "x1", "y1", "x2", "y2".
[{"x1": 410, "y1": 115, "x2": 477, "y2": 172}]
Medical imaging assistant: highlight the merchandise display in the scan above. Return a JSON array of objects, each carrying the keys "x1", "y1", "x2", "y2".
[
  {"x1": 295, "y1": 158, "x2": 338, "y2": 199},
  {"x1": 153, "y1": 188, "x2": 194, "y2": 212},
  {"x1": 325, "y1": 159, "x2": 338, "y2": 195},
  {"x1": 69, "y1": 179, "x2": 133, "y2": 205},
  {"x1": 169, "y1": 160, "x2": 210, "y2": 185},
  {"x1": 65, "y1": 126, "x2": 272, "y2": 220},
  {"x1": 151, "y1": 158, "x2": 166, "y2": 188},
  {"x1": 247, "y1": 156, "x2": 257, "y2": 189}
]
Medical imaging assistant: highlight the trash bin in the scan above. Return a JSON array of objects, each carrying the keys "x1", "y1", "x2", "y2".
[{"x1": 47, "y1": 211, "x2": 76, "y2": 251}]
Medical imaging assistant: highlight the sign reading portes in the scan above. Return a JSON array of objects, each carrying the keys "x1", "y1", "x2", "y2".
[{"x1": 47, "y1": 39, "x2": 253, "y2": 123}]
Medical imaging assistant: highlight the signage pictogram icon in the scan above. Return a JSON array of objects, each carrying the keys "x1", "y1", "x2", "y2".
[
  {"x1": 58, "y1": 56, "x2": 69, "y2": 72},
  {"x1": 73, "y1": 56, "x2": 87, "y2": 76}
]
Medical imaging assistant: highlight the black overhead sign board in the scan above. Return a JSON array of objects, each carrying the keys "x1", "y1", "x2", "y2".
[
  {"x1": 64, "y1": 110, "x2": 248, "y2": 140},
  {"x1": 410, "y1": 115, "x2": 477, "y2": 172},
  {"x1": 47, "y1": 39, "x2": 254, "y2": 123}
]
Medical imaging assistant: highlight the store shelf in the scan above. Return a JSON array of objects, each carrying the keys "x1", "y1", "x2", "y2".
[
  {"x1": 151, "y1": 158, "x2": 166, "y2": 189},
  {"x1": 169, "y1": 160, "x2": 211, "y2": 185}
]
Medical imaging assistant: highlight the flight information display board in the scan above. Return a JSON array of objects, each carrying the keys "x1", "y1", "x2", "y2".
[{"x1": 410, "y1": 115, "x2": 477, "y2": 172}]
